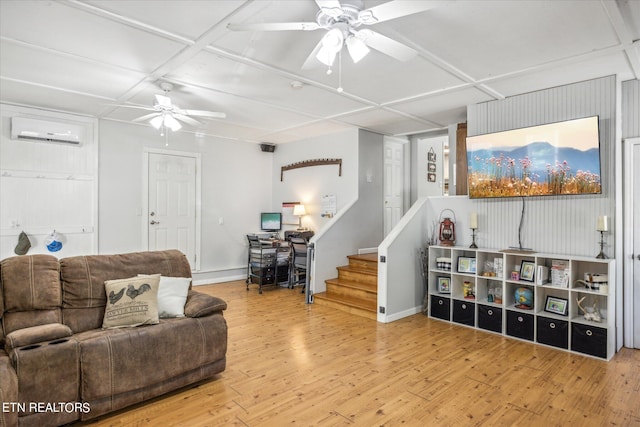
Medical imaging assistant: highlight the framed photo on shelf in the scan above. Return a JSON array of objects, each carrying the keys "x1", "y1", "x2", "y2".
[
  {"x1": 544, "y1": 296, "x2": 568, "y2": 316},
  {"x1": 437, "y1": 277, "x2": 451, "y2": 293},
  {"x1": 457, "y1": 257, "x2": 477, "y2": 274},
  {"x1": 520, "y1": 260, "x2": 535, "y2": 282}
]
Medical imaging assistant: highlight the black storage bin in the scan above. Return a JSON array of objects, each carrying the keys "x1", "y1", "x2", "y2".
[
  {"x1": 536, "y1": 316, "x2": 568, "y2": 349},
  {"x1": 506, "y1": 310, "x2": 534, "y2": 341},
  {"x1": 453, "y1": 300, "x2": 475, "y2": 326},
  {"x1": 430, "y1": 295, "x2": 450, "y2": 321},
  {"x1": 478, "y1": 304, "x2": 502, "y2": 333},
  {"x1": 571, "y1": 323, "x2": 607, "y2": 359}
]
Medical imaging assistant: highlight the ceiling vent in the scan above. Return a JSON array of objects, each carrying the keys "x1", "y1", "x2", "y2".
[{"x1": 11, "y1": 117, "x2": 83, "y2": 145}]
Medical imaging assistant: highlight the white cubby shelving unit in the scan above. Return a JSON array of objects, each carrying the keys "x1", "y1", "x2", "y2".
[{"x1": 427, "y1": 245, "x2": 616, "y2": 360}]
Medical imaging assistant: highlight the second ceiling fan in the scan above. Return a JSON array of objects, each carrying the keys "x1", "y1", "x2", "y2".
[{"x1": 228, "y1": 0, "x2": 442, "y2": 70}]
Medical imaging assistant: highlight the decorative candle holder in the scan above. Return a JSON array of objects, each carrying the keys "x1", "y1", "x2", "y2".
[
  {"x1": 595, "y1": 230, "x2": 607, "y2": 259},
  {"x1": 595, "y1": 215, "x2": 608, "y2": 259},
  {"x1": 470, "y1": 228, "x2": 478, "y2": 249},
  {"x1": 469, "y1": 212, "x2": 478, "y2": 249}
]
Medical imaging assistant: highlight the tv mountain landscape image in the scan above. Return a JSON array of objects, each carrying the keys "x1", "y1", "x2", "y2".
[{"x1": 467, "y1": 141, "x2": 601, "y2": 198}]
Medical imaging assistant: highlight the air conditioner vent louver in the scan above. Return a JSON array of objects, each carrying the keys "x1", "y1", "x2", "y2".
[
  {"x1": 15, "y1": 134, "x2": 80, "y2": 144},
  {"x1": 11, "y1": 117, "x2": 83, "y2": 145}
]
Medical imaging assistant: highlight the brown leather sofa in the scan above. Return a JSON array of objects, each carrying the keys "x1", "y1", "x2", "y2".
[{"x1": 0, "y1": 250, "x2": 227, "y2": 427}]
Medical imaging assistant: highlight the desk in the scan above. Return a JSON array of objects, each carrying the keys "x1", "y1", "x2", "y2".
[{"x1": 246, "y1": 235, "x2": 290, "y2": 294}]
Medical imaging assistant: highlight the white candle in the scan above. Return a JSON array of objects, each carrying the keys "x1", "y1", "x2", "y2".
[
  {"x1": 596, "y1": 215, "x2": 608, "y2": 232},
  {"x1": 470, "y1": 212, "x2": 478, "y2": 229}
]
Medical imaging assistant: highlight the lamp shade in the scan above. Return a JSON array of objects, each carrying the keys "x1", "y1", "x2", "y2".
[
  {"x1": 346, "y1": 36, "x2": 370, "y2": 63},
  {"x1": 163, "y1": 115, "x2": 182, "y2": 131},
  {"x1": 150, "y1": 115, "x2": 164, "y2": 129},
  {"x1": 293, "y1": 204, "x2": 306, "y2": 216}
]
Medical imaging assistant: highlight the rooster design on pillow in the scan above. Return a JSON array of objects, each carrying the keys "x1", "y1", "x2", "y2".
[
  {"x1": 108, "y1": 287, "x2": 125, "y2": 304},
  {"x1": 126, "y1": 283, "x2": 152, "y2": 300},
  {"x1": 108, "y1": 283, "x2": 152, "y2": 305}
]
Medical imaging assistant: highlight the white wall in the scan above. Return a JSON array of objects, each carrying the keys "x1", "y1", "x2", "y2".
[
  {"x1": 99, "y1": 120, "x2": 272, "y2": 282},
  {"x1": 622, "y1": 79, "x2": 639, "y2": 138},
  {"x1": 311, "y1": 129, "x2": 384, "y2": 293},
  {"x1": 466, "y1": 75, "x2": 616, "y2": 256},
  {"x1": 0, "y1": 104, "x2": 98, "y2": 259},
  {"x1": 414, "y1": 134, "x2": 449, "y2": 198},
  {"x1": 271, "y1": 128, "x2": 359, "y2": 233},
  {"x1": 377, "y1": 198, "x2": 429, "y2": 322}
]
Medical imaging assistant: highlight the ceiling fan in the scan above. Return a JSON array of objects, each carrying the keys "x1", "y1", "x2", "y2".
[
  {"x1": 228, "y1": 0, "x2": 441, "y2": 70},
  {"x1": 119, "y1": 82, "x2": 226, "y2": 135}
]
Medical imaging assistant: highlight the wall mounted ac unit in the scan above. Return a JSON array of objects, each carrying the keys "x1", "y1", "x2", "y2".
[{"x1": 11, "y1": 117, "x2": 83, "y2": 145}]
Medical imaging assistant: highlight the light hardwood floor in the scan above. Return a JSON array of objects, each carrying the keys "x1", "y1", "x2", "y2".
[{"x1": 81, "y1": 280, "x2": 640, "y2": 426}]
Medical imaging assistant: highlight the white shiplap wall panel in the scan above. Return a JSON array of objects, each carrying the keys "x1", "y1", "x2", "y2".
[
  {"x1": 622, "y1": 79, "x2": 640, "y2": 138},
  {"x1": 468, "y1": 76, "x2": 615, "y2": 256}
]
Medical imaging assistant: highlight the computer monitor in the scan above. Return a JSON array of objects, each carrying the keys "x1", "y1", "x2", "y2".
[{"x1": 260, "y1": 212, "x2": 282, "y2": 232}]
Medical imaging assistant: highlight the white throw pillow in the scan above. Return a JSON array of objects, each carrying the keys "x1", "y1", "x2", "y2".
[{"x1": 139, "y1": 275, "x2": 191, "y2": 318}]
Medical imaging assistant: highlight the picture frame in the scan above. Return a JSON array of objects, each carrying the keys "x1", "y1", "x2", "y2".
[
  {"x1": 428, "y1": 162, "x2": 436, "y2": 172},
  {"x1": 457, "y1": 257, "x2": 477, "y2": 274},
  {"x1": 544, "y1": 296, "x2": 568, "y2": 316},
  {"x1": 428, "y1": 148, "x2": 436, "y2": 162},
  {"x1": 520, "y1": 260, "x2": 535, "y2": 282},
  {"x1": 427, "y1": 173, "x2": 436, "y2": 182},
  {"x1": 437, "y1": 277, "x2": 450, "y2": 293}
]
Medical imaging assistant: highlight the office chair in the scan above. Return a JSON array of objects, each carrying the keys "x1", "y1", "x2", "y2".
[{"x1": 288, "y1": 237, "x2": 308, "y2": 293}]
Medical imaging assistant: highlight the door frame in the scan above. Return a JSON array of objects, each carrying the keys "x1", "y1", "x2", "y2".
[
  {"x1": 383, "y1": 136, "x2": 409, "y2": 236},
  {"x1": 142, "y1": 147, "x2": 202, "y2": 271},
  {"x1": 623, "y1": 137, "x2": 640, "y2": 348}
]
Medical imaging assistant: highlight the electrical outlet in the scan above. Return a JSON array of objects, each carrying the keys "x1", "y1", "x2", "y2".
[{"x1": 379, "y1": 306, "x2": 385, "y2": 314}]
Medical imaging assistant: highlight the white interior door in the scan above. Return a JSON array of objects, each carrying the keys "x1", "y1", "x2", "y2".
[
  {"x1": 383, "y1": 139, "x2": 405, "y2": 236},
  {"x1": 632, "y1": 142, "x2": 640, "y2": 349},
  {"x1": 623, "y1": 138, "x2": 640, "y2": 349},
  {"x1": 147, "y1": 152, "x2": 197, "y2": 268}
]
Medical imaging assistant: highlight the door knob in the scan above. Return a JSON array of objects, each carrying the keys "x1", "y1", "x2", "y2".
[{"x1": 150, "y1": 220, "x2": 160, "y2": 225}]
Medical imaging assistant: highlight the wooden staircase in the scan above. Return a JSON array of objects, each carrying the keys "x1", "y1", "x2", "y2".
[{"x1": 313, "y1": 253, "x2": 378, "y2": 320}]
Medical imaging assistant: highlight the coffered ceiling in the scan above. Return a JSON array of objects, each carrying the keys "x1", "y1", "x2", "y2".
[{"x1": 1, "y1": 0, "x2": 639, "y2": 143}]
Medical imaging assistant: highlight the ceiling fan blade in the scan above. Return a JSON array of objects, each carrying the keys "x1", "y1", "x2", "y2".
[
  {"x1": 315, "y1": 0, "x2": 343, "y2": 17},
  {"x1": 173, "y1": 114, "x2": 202, "y2": 127},
  {"x1": 227, "y1": 22, "x2": 320, "y2": 31},
  {"x1": 301, "y1": 38, "x2": 326, "y2": 69},
  {"x1": 359, "y1": 0, "x2": 446, "y2": 24},
  {"x1": 183, "y1": 109, "x2": 226, "y2": 119},
  {"x1": 132, "y1": 113, "x2": 161, "y2": 123},
  {"x1": 104, "y1": 104, "x2": 157, "y2": 112},
  {"x1": 357, "y1": 29, "x2": 418, "y2": 62}
]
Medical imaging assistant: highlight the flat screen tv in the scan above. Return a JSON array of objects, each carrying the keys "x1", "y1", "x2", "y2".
[
  {"x1": 466, "y1": 116, "x2": 601, "y2": 199},
  {"x1": 260, "y1": 212, "x2": 282, "y2": 232}
]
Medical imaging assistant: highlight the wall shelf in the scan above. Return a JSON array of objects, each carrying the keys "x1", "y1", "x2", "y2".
[{"x1": 427, "y1": 245, "x2": 616, "y2": 360}]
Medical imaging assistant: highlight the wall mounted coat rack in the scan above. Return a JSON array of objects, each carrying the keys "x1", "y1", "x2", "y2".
[{"x1": 281, "y1": 158, "x2": 342, "y2": 181}]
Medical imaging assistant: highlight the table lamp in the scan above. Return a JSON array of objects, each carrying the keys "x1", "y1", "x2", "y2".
[{"x1": 293, "y1": 204, "x2": 306, "y2": 230}]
